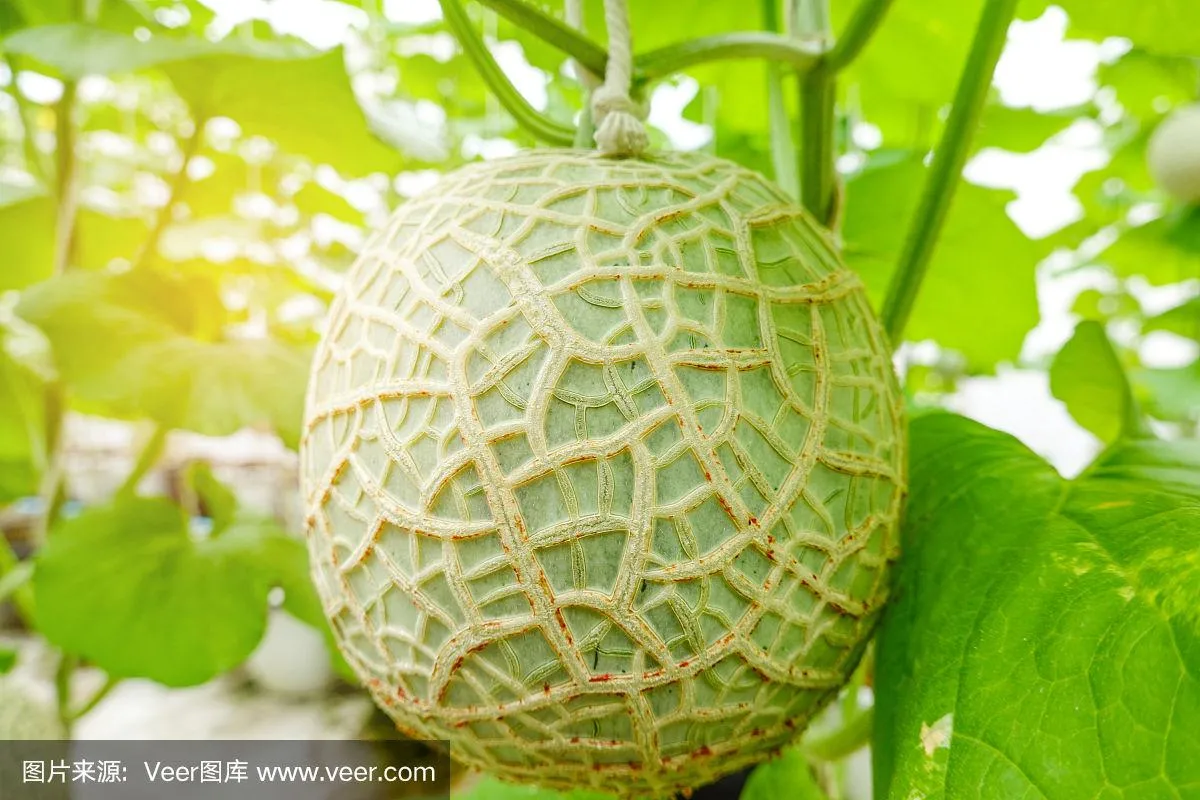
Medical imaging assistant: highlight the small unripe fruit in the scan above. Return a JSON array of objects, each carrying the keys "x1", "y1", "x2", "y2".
[
  {"x1": 1147, "y1": 104, "x2": 1200, "y2": 204},
  {"x1": 301, "y1": 150, "x2": 905, "y2": 797}
]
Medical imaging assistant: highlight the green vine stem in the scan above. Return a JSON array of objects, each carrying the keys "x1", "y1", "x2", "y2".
[
  {"x1": 52, "y1": 85, "x2": 80, "y2": 277},
  {"x1": 762, "y1": 0, "x2": 799, "y2": 199},
  {"x1": 880, "y1": 0, "x2": 1019, "y2": 343},
  {"x1": 799, "y1": 67, "x2": 836, "y2": 223},
  {"x1": 55, "y1": 651, "x2": 78, "y2": 736},
  {"x1": 2, "y1": 52, "x2": 50, "y2": 184},
  {"x1": 440, "y1": 0, "x2": 576, "y2": 146},
  {"x1": 637, "y1": 33, "x2": 821, "y2": 81},
  {"x1": 116, "y1": 424, "x2": 169, "y2": 499},
  {"x1": 796, "y1": 0, "x2": 836, "y2": 224},
  {"x1": 71, "y1": 674, "x2": 120, "y2": 720},
  {"x1": 826, "y1": 0, "x2": 896, "y2": 71},
  {"x1": 31, "y1": 16, "x2": 86, "y2": 549},
  {"x1": 133, "y1": 112, "x2": 209, "y2": 271},
  {"x1": 0, "y1": 549, "x2": 34, "y2": 622},
  {"x1": 474, "y1": 0, "x2": 827, "y2": 85},
  {"x1": 476, "y1": 0, "x2": 609, "y2": 79}
]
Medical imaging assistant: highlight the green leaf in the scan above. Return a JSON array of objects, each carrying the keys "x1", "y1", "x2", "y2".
[
  {"x1": 292, "y1": 181, "x2": 363, "y2": 225},
  {"x1": 834, "y1": 0, "x2": 984, "y2": 147},
  {"x1": 0, "y1": 189, "x2": 55, "y2": 292},
  {"x1": 5, "y1": 25, "x2": 399, "y2": 175},
  {"x1": 394, "y1": 51, "x2": 488, "y2": 112},
  {"x1": 0, "y1": 646, "x2": 16, "y2": 675},
  {"x1": 740, "y1": 749, "x2": 829, "y2": 800},
  {"x1": 181, "y1": 151, "x2": 252, "y2": 218},
  {"x1": 1049, "y1": 320, "x2": 1137, "y2": 443},
  {"x1": 455, "y1": 776, "x2": 614, "y2": 800},
  {"x1": 165, "y1": 47, "x2": 402, "y2": 176},
  {"x1": 2, "y1": 23, "x2": 231, "y2": 79},
  {"x1": 32, "y1": 496, "x2": 281, "y2": 686},
  {"x1": 15, "y1": 267, "x2": 216, "y2": 394},
  {"x1": 1144, "y1": 295, "x2": 1200, "y2": 341},
  {"x1": 245, "y1": 528, "x2": 356, "y2": 684},
  {"x1": 875, "y1": 413, "x2": 1200, "y2": 799},
  {"x1": 1036, "y1": 0, "x2": 1200, "y2": 56},
  {"x1": 0, "y1": 0, "x2": 150, "y2": 32},
  {"x1": 16, "y1": 268, "x2": 307, "y2": 445},
  {"x1": 973, "y1": 103, "x2": 1081, "y2": 154},
  {"x1": 0, "y1": 346, "x2": 43, "y2": 504},
  {"x1": 1098, "y1": 51, "x2": 1200, "y2": 120},
  {"x1": 0, "y1": 561, "x2": 34, "y2": 607},
  {"x1": 842, "y1": 154, "x2": 1045, "y2": 369},
  {"x1": 1070, "y1": 287, "x2": 1141, "y2": 322},
  {"x1": 1133, "y1": 361, "x2": 1200, "y2": 422},
  {"x1": 186, "y1": 461, "x2": 238, "y2": 535},
  {"x1": 1099, "y1": 208, "x2": 1200, "y2": 286},
  {"x1": 76, "y1": 207, "x2": 151, "y2": 269},
  {"x1": 115, "y1": 337, "x2": 310, "y2": 449}
]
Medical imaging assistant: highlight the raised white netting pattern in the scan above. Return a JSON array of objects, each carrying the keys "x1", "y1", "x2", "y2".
[{"x1": 301, "y1": 150, "x2": 906, "y2": 797}]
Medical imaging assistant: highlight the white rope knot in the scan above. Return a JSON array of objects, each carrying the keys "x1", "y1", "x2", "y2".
[
  {"x1": 588, "y1": 0, "x2": 647, "y2": 158},
  {"x1": 592, "y1": 86, "x2": 648, "y2": 157}
]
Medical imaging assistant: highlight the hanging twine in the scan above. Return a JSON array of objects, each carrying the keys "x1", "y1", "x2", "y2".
[
  {"x1": 565, "y1": 0, "x2": 600, "y2": 92},
  {"x1": 591, "y1": 0, "x2": 648, "y2": 157}
]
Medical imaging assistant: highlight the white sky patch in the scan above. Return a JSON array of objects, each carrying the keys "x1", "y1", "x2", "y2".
[
  {"x1": 199, "y1": 0, "x2": 365, "y2": 48},
  {"x1": 966, "y1": 121, "x2": 1109, "y2": 240},
  {"x1": 994, "y1": 7, "x2": 1102, "y2": 110},
  {"x1": 1022, "y1": 265, "x2": 1116, "y2": 362},
  {"x1": 462, "y1": 134, "x2": 520, "y2": 161},
  {"x1": 394, "y1": 170, "x2": 443, "y2": 198},
  {"x1": 648, "y1": 78, "x2": 712, "y2": 151},
  {"x1": 15, "y1": 72, "x2": 63, "y2": 104},
  {"x1": 946, "y1": 368, "x2": 1101, "y2": 477},
  {"x1": 491, "y1": 41, "x2": 549, "y2": 111},
  {"x1": 384, "y1": 0, "x2": 441, "y2": 25},
  {"x1": 395, "y1": 33, "x2": 458, "y2": 62},
  {"x1": 1140, "y1": 332, "x2": 1199, "y2": 367}
]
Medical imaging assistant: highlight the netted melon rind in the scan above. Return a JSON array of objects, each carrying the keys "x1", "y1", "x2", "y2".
[{"x1": 301, "y1": 150, "x2": 905, "y2": 797}]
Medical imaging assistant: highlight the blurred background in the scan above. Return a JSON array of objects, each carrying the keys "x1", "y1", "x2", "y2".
[{"x1": 0, "y1": 1, "x2": 1197, "y2": 798}]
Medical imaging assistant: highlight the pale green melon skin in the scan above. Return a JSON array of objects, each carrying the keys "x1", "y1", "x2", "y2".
[{"x1": 301, "y1": 150, "x2": 906, "y2": 797}]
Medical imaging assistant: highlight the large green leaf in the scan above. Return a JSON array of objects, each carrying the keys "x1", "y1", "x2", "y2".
[
  {"x1": 117, "y1": 337, "x2": 310, "y2": 449},
  {"x1": 741, "y1": 749, "x2": 829, "y2": 800},
  {"x1": 0, "y1": 190, "x2": 55, "y2": 292},
  {"x1": 5, "y1": 24, "x2": 400, "y2": 175},
  {"x1": 1098, "y1": 51, "x2": 1200, "y2": 120},
  {"x1": 842, "y1": 154, "x2": 1044, "y2": 369},
  {"x1": 1032, "y1": 0, "x2": 1200, "y2": 56},
  {"x1": 164, "y1": 47, "x2": 402, "y2": 177},
  {"x1": 1133, "y1": 361, "x2": 1200, "y2": 423},
  {"x1": 875, "y1": 413, "x2": 1200, "y2": 799},
  {"x1": 1049, "y1": 320, "x2": 1136, "y2": 443},
  {"x1": 1144, "y1": 295, "x2": 1200, "y2": 342},
  {"x1": 1099, "y1": 208, "x2": 1200, "y2": 286},
  {"x1": 32, "y1": 496, "x2": 287, "y2": 686},
  {"x1": 834, "y1": 0, "x2": 984, "y2": 147},
  {"x1": 973, "y1": 103, "x2": 1082, "y2": 154},
  {"x1": 15, "y1": 267, "x2": 216, "y2": 392},
  {"x1": 456, "y1": 777, "x2": 613, "y2": 800},
  {"x1": 0, "y1": 346, "x2": 43, "y2": 504},
  {"x1": 0, "y1": 0, "x2": 149, "y2": 32},
  {"x1": 2, "y1": 23, "x2": 230, "y2": 78},
  {"x1": 15, "y1": 268, "x2": 308, "y2": 446}
]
